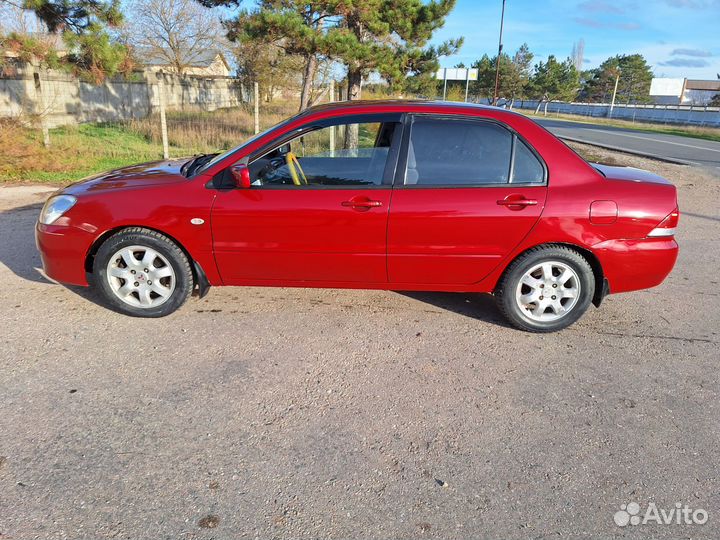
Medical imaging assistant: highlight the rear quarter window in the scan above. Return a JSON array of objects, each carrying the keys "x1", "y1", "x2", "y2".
[{"x1": 512, "y1": 138, "x2": 545, "y2": 183}]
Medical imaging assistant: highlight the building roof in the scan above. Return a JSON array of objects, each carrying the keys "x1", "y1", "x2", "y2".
[
  {"x1": 685, "y1": 79, "x2": 720, "y2": 91},
  {"x1": 138, "y1": 49, "x2": 229, "y2": 70}
]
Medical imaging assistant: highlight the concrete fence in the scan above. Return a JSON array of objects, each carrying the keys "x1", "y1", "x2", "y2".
[
  {"x1": 508, "y1": 99, "x2": 720, "y2": 127},
  {"x1": 0, "y1": 63, "x2": 248, "y2": 128}
]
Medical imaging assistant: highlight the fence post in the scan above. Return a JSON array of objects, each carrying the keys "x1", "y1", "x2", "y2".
[
  {"x1": 156, "y1": 73, "x2": 169, "y2": 159},
  {"x1": 254, "y1": 81, "x2": 260, "y2": 134},
  {"x1": 32, "y1": 72, "x2": 50, "y2": 148},
  {"x1": 328, "y1": 79, "x2": 335, "y2": 156}
]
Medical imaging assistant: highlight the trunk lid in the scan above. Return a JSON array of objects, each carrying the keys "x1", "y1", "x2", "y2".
[{"x1": 592, "y1": 163, "x2": 673, "y2": 185}]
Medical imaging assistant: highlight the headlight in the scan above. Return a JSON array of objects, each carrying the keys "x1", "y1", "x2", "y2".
[{"x1": 39, "y1": 195, "x2": 77, "y2": 225}]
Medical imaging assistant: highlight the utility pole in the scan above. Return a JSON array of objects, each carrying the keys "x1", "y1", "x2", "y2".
[
  {"x1": 609, "y1": 70, "x2": 620, "y2": 118},
  {"x1": 492, "y1": 0, "x2": 506, "y2": 106}
]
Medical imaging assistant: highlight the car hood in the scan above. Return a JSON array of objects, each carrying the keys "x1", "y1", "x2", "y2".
[
  {"x1": 63, "y1": 158, "x2": 190, "y2": 195},
  {"x1": 593, "y1": 163, "x2": 672, "y2": 185}
]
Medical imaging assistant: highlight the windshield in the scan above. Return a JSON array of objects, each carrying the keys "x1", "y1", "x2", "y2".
[{"x1": 192, "y1": 114, "x2": 300, "y2": 176}]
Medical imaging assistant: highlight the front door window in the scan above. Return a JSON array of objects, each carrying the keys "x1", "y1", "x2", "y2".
[{"x1": 249, "y1": 121, "x2": 398, "y2": 187}]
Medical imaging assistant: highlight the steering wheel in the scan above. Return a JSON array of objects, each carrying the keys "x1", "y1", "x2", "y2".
[{"x1": 285, "y1": 152, "x2": 307, "y2": 186}]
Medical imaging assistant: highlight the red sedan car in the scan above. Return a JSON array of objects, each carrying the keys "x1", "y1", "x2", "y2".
[{"x1": 36, "y1": 100, "x2": 679, "y2": 331}]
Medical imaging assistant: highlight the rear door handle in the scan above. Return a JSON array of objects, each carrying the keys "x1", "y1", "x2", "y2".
[{"x1": 497, "y1": 197, "x2": 538, "y2": 207}]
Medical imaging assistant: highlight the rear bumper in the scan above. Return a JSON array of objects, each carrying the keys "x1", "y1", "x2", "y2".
[
  {"x1": 35, "y1": 223, "x2": 93, "y2": 286},
  {"x1": 593, "y1": 237, "x2": 678, "y2": 294}
]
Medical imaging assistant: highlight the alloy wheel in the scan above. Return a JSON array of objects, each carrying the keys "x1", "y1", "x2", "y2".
[
  {"x1": 106, "y1": 245, "x2": 176, "y2": 308},
  {"x1": 514, "y1": 261, "x2": 581, "y2": 322}
]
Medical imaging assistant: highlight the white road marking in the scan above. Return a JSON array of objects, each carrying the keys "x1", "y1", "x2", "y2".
[{"x1": 589, "y1": 129, "x2": 720, "y2": 153}]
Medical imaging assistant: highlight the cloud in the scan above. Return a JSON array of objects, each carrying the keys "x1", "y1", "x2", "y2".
[
  {"x1": 670, "y1": 48, "x2": 713, "y2": 57},
  {"x1": 663, "y1": 0, "x2": 720, "y2": 7},
  {"x1": 659, "y1": 58, "x2": 711, "y2": 67},
  {"x1": 577, "y1": 0, "x2": 624, "y2": 12},
  {"x1": 573, "y1": 17, "x2": 641, "y2": 30}
]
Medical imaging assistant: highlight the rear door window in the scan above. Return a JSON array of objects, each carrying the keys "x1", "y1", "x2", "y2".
[{"x1": 403, "y1": 116, "x2": 545, "y2": 186}]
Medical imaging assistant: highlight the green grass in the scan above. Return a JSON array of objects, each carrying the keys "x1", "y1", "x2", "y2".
[
  {"x1": 0, "y1": 105, "x2": 280, "y2": 183},
  {"x1": 1, "y1": 123, "x2": 172, "y2": 183},
  {"x1": 36, "y1": 125, "x2": 169, "y2": 182},
  {"x1": 521, "y1": 110, "x2": 720, "y2": 143}
]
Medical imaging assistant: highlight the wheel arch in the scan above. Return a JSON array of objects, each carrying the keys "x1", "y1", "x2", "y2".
[
  {"x1": 497, "y1": 242, "x2": 609, "y2": 307},
  {"x1": 84, "y1": 225, "x2": 209, "y2": 296}
]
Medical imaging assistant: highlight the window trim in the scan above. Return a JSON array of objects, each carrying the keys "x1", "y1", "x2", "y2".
[
  {"x1": 215, "y1": 113, "x2": 406, "y2": 190},
  {"x1": 393, "y1": 113, "x2": 548, "y2": 189}
]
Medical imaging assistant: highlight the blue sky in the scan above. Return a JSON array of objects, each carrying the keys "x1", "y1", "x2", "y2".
[{"x1": 431, "y1": 0, "x2": 720, "y2": 79}]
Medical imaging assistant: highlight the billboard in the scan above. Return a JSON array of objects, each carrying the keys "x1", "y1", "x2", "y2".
[
  {"x1": 649, "y1": 78, "x2": 685, "y2": 97},
  {"x1": 436, "y1": 68, "x2": 478, "y2": 81}
]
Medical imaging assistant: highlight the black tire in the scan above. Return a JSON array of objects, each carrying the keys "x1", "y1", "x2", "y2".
[
  {"x1": 495, "y1": 245, "x2": 595, "y2": 332},
  {"x1": 92, "y1": 227, "x2": 193, "y2": 317}
]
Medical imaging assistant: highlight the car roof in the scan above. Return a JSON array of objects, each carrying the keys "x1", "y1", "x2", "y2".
[{"x1": 299, "y1": 99, "x2": 525, "y2": 119}]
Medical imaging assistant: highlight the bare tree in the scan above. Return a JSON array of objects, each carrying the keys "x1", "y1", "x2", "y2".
[
  {"x1": 0, "y1": 3, "x2": 48, "y2": 35},
  {"x1": 571, "y1": 38, "x2": 585, "y2": 72},
  {"x1": 124, "y1": 0, "x2": 224, "y2": 75},
  {"x1": 232, "y1": 39, "x2": 303, "y2": 102}
]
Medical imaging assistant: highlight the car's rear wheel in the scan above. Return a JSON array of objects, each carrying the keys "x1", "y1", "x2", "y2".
[
  {"x1": 92, "y1": 228, "x2": 193, "y2": 317},
  {"x1": 495, "y1": 245, "x2": 595, "y2": 332}
]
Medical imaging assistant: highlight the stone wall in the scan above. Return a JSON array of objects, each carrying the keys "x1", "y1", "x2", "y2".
[{"x1": 0, "y1": 62, "x2": 247, "y2": 128}]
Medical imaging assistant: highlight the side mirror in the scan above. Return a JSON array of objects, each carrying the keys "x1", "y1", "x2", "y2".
[{"x1": 230, "y1": 164, "x2": 251, "y2": 189}]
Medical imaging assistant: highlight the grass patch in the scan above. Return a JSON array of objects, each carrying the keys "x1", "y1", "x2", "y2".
[
  {"x1": 2, "y1": 121, "x2": 168, "y2": 183},
  {"x1": 521, "y1": 110, "x2": 720, "y2": 143},
  {"x1": 0, "y1": 101, "x2": 299, "y2": 183}
]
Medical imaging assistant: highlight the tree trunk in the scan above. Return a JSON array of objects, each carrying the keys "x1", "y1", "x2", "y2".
[
  {"x1": 343, "y1": 68, "x2": 362, "y2": 150},
  {"x1": 299, "y1": 55, "x2": 318, "y2": 112},
  {"x1": 346, "y1": 68, "x2": 362, "y2": 100}
]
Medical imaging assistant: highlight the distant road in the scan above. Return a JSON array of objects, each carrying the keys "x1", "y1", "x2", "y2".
[{"x1": 535, "y1": 117, "x2": 720, "y2": 171}]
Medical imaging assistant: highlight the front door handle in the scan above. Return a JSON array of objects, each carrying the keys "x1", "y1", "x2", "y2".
[
  {"x1": 341, "y1": 197, "x2": 383, "y2": 210},
  {"x1": 497, "y1": 195, "x2": 538, "y2": 209}
]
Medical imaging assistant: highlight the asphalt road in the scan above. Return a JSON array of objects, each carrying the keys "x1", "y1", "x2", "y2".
[
  {"x1": 1, "y1": 152, "x2": 719, "y2": 539},
  {"x1": 536, "y1": 117, "x2": 720, "y2": 171}
]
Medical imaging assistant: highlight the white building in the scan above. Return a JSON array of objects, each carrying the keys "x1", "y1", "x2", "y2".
[{"x1": 650, "y1": 77, "x2": 720, "y2": 105}]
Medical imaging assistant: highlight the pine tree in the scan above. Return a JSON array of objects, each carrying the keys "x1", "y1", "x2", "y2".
[
  {"x1": 209, "y1": 0, "x2": 461, "y2": 115},
  {"x1": 224, "y1": 1, "x2": 329, "y2": 111},
  {"x1": 579, "y1": 54, "x2": 653, "y2": 104},
  {"x1": 3, "y1": 0, "x2": 131, "y2": 81},
  {"x1": 324, "y1": 0, "x2": 460, "y2": 105},
  {"x1": 527, "y1": 55, "x2": 579, "y2": 104},
  {"x1": 470, "y1": 54, "x2": 494, "y2": 100},
  {"x1": 469, "y1": 44, "x2": 533, "y2": 103}
]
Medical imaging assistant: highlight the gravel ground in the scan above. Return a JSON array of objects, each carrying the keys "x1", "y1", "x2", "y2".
[{"x1": 1, "y1": 150, "x2": 719, "y2": 539}]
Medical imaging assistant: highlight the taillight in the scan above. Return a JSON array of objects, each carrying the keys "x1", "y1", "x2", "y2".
[{"x1": 648, "y1": 207, "x2": 679, "y2": 237}]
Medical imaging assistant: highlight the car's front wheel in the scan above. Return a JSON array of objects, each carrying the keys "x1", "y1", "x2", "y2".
[
  {"x1": 495, "y1": 245, "x2": 595, "y2": 332},
  {"x1": 92, "y1": 227, "x2": 193, "y2": 317}
]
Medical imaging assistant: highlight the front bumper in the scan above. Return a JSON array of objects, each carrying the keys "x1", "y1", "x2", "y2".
[
  {"x1": 593, "y1": 237, "x2": 679, "y2": 294},
  {"x1": 35, "y1": 222, "x2": 95, "y2": 286}
]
